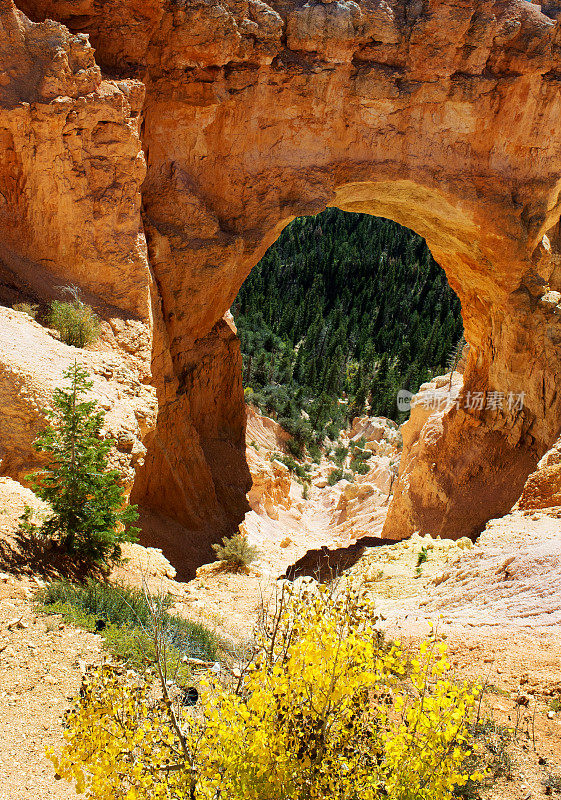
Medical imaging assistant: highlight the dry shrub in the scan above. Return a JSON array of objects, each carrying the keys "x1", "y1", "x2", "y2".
[{"x1": 13, "y1": 302, "x2": 39, "y2": 319}]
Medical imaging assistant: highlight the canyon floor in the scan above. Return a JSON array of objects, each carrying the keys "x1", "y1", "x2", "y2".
[{"x1": 0, "y1": 409, "x2": 560, "y2": 799}]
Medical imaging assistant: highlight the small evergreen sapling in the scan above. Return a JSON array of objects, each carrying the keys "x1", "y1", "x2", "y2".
[
  {"x1": 24, "y1": 361, "x2": 139, "y2": 565},
  {"x1": 415, "y1": 545, "x2": 429, "y2": 577}
]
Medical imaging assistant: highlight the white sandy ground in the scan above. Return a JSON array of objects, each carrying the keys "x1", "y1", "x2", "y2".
[{"x1": 348, "y1": 512, "x2": 561, "y2": 633}]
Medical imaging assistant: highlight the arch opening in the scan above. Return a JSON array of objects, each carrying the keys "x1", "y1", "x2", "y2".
[
  {"x1": 233, "y1": 207, "x2": 464, "y2": 439},
  {"x1": 133, "y1": 193, "x2": 468, "y2": 578},
  {"x1": 132, "y1": 170, "x2": 561, "y2": 580}
]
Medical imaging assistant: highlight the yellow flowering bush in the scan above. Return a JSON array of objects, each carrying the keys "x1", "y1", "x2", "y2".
[{"x1": 49, "y1": 583, "x2": 482, "y2": 800}]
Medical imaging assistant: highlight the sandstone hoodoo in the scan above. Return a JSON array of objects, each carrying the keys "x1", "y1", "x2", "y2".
[{"x1": 2, "y1": 0, "x2": 561, "y2": 564}]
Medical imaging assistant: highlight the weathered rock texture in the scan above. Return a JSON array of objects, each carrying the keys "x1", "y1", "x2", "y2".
[
  {"x1": 0, "y1": 306, "x2": 157, "y2": 495},
  {"x1": 0, "y1": 1, "x2": 150, "y2": 318},
  {"x1": 350, "y1": 511, "x2": 561, "y2": 630},
  {"x1": 4, "y1": 0, "x2": 561, "y2": 558},
  {"x1": 384, "y1": 372, "x2": 465, "y2": 540},
  {"x1": 246, "y1": 403, "x2": 290, "y2": 452},
  {"x1": 247, "y1": 453, "x2": 292, "y2": 518},
  {"x1": 325, "y1": 415, "x2": 400, "y2": 543},
  {"x1": 518, "y1": 436, "x2": 561, "y2": 513}
]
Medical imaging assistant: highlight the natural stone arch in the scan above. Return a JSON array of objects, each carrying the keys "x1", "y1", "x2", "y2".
[{"x1": 12, "y1": 0, "x2": 561, "y2": 567}]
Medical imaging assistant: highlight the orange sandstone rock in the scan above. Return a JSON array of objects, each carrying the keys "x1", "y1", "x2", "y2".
[
  {"x1": 518, "y1": 438, "x2": 561, "y2": 513},
  {"x1": 4, "y1": 0, "x2": 561, "y2": 558}
]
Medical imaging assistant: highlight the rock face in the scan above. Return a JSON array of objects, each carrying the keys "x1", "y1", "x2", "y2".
[
  {"x1": 328, "y1": 416, "x2": 400, "y2": 543},
  {"x1": 245, "y1": 406, "x2": 292, "y2": 518},
  {"x1": 349, "y1": 416, "x2": 401, "y2": 458},
  {"x1": 383, "y1": 372, "x2": 465, "y2": 539},
  {"x1": 129, "y1": 312, "x2": 251, "y2": 542},
  {"x1": 518, "y1": 437, "x2": 561, "y2": 513},
  {"x1": 246, "y1": 404, "x2": 290, "y2": 452},
  {"x1": 0, "y1": 306, "x2": 157, "y2": 495},
  {"x1": 0, "y1": 1, "x2": 149, "y2": 318},
  {"x1": 3, "y1": 0, "x2": 561, "y2": 556},
  {"x1": 247, "y1": 453, "x2": 291, "y2": 519}
]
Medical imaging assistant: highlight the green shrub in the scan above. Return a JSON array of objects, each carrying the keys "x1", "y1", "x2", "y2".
[
  {"x1": 212, "y1": 532, "x2": 258, "y2": 572},
  {"x1": 39, "y1": 577, "x2": 158, "y2": 628},
  {"x1": 334, "y1": 445, "x2": 348, "y2": 466},
  {"x1": 36, "y1": 578, "x2": 220, "y2": 674},
  {"x1": 351, "y1": 460, "x2": 370, "y2": 475},
  {"x1": 49, "y1": 299, "x2": 100, "y2": 347},
  {"x1": 286, "y1": 437, "x2": 305, "y2": 459},
  {"x1": 277, "y1": 454, "x2": 308, "y2": 481},
  {"x1": 325, "y1": 420, "x2": 343, "y2": 441},
  {"x1": 13, "y1": 301, "x2": 39, "y2": 319},
  {"x1": 350, "y1": 446, "x2": 371, "y2": 462},
  {"x1": 350, "y1": 444, "x2": 371, "y2": 473},
  {"x1": 328, "y1": 467, "x2": 344, "y2": 486},
  {"x1": 307, "y1": 442, "x2": 322, "y2": 463},
  {"x1": 278, "y1": 416, "x2": 313, "y2": 447},
  {"x1": 23, "y1": 362, "x2": 138, "y2": 565}
]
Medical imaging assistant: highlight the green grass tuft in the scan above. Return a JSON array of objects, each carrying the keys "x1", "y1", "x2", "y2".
[{"x1": 36, "y1": 578, "x2": 221, "y2": 678}]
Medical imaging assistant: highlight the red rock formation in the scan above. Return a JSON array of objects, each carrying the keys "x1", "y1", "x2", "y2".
[
  {"x1": 518, "y1": 437, "x2": 561, "y2": 513},
  {"x1": 0, "y1": 1, "x2": 158, "y2": 495},
  {"x1": 5, "y1": 0, "x2": 561, "y2": 554},
  {"x1": 130, "y1": 312, "x2": 250, "y2": 537},
  {"x1": 0, "y1": 0, "x2": 150, "y2": 319}
]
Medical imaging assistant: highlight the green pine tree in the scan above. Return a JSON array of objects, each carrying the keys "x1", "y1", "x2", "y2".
[
  {"x1": 23, "y1": 361, "x2": 139, "y2": 565},
  {"x1": 349, "y1": 382, "x2": 368, "y2": 421},
  {"x1": 234, "y1": 209, "x2": 463, "y2": 433},
  {"x1": 310, "y1": 392, "x2": 332, "y2": 430}
]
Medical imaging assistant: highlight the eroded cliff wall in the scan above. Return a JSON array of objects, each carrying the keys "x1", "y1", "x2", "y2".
[{"x1": 3, "y1": 0, "x2": 561, "y2": 566}]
